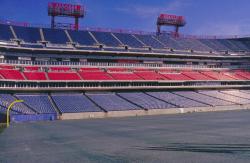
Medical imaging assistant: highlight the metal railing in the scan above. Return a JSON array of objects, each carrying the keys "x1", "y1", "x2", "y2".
[{"x1": 0, "y1": 59, "x2": 237, "y2": 69}]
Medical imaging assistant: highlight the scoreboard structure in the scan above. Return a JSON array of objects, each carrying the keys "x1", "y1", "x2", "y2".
[
  {"x1": 157, "y1": 14, "x2": 186, "y2": 37},
  {"x1": 48, "y1": 2, "x2": 85, "y2": 30}
]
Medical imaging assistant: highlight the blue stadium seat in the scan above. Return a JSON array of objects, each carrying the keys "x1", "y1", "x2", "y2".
[
  {"x1": 68, "y1": 30, "x2": 96, "y2": 46},
  {"x1": 117, "y1": 92, "x2": 176, "y2": 109},
  {"x1": 135, "y1": 34, "x2": 164, "y2": 49},
  {"x1": 0, "y1": 24, "x2": 14, "y2": 41},
  {"x1": 16, "y1": 94, "x2": 56, "y2": 114},
  {"x1": 52, "y1": 93, "x2": 102, "y2": 113},
  {"x1": 43, "y1": 28, "x2": 69, "y2": 44},
  {"x1": 91, "y1": 31, "x2": 121, "y2": 47},
  {"x1": 113, "y1": 33, "x2": 143, "y2": 48},
  {"x1": 146, "y1": 92, "x2": 208, "y2": 108},
  {"x1": 0, "y1": 94, "x2": 35, "y2": 114},
  {"x1": 173, "y1": 91, "x2": 234, "y2": 106},
  {"x1": 13, "y1": 26, "x2": 41, "y2": 43},
  {"x1": 86, "y1": 92, "x2": 140, "y2": 111}
]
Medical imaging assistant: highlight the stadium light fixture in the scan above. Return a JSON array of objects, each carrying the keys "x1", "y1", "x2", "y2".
[{"x1": 6, "y1": 100, "x2": 24, "y2": 127}]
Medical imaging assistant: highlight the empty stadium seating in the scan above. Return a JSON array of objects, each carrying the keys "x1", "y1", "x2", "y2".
[
  {"x1": 68, "y1": 30, "x2": 97, "y2": 46},
  {"x1": 109, "y1": 72, "x2": 142, "y2": 80},
  {"x1": 181, "y1": 71, "x2": 214, "y2": 80},
  {"x1": 16, "y1": 94, "x2": 56, "y2": 113},
  {"x1": 134, "y1": 71, "x2": 166, "y2": 80},
  {"x1": 0, "y1": 94, "x2": 35, "y2": 114},
  {"x1": 0, "y1": 23, "x2": 249, "y2": 54},
  {"x1": 52, "y1": 93, "x2": 101, "y2": 113},
  {"x1": 173, "y1": 91, "x2": 234, "y2": 106},
  {"x1": 160, "y1": 73, "x2": 192, "y2": 80},
  {"x1": 0, "y1": 64, "x2": 248, "y2": 81},
  {"x1": 146, "y1": 92, "x2": 208, "y2": 108},
  {"x1": 78, "y1": 71, "x2": 112, "y2": 80},
  {"x1": 48, "y1": 72, "x2": 81, "y2": 80},
  {"x1": 0, "y1": 24, "x2": 14, "y2": 41},
  {"x1": 13, "y1": 26, "x2": 41, "y2": 43},
  {"x1": 86, "y1": 93, "x2": 140, "y2": 111},
  {"x1": 0, "y1": 69, "x2": 25, "y2": 80},
  {"x1": 24, "y1": 72, "x2": 47, "y2": 80},
  {"x1": 113, "y1": 33, "x2": 144, "y2": 48},
  {"x1": 117, "y1": 92, "x2": 175, "y2": 109},
  {"x1": 91, "y1": 31, "x2": 121, "y2": 47},
  {"x1": 42, "y1": 28, "x2": 69, "y2": 44}
]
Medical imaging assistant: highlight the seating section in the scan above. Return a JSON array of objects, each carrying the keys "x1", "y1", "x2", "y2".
[
  {"x1": 198, "y1": 90, "x2": 250, "y2": 104},
  {"x1": 0, "y1": 69, "x2": 24, "y2": 80},
  {"x1": 91, "y1": 31, "x2": 121, "y2": 47},
  {"x1": 220, "y1": 90, "x2": 250, "y2": 99},
  {"x1": 114, "y1": 33, "x2": 143, "y2": 48},
  {"x1": 0, "y1": 94, "x2": 35, "y2": 114},
  {"x1": 109, "y1": 72, "x2": 142, "y2": 80},
  {"x1": 147, "y1": 92, "x2": 208, "y2": 108},
  {"x1": 17, "y1": 94, "x2": 56, "y2": 113},
  {"x1": 42, "y1": 28, "x2": 69, "y2": 44},
  {"x1": 52, "y1": 94, "x2": 101, "y2": 113},
  {"x1": 86, "y1": 93, "x2": 140, "y2": 111},
  {"x1": 79, "y1": 71, "x2": 112, "y2": 80},
  {"x1": 135, "y1": 34, "x2": 164, "y2": 49},
  {"x1": 24, "y1": 72, "x2": 47, "y2": 80},
  {"x1": 0, "y1": 65, "x2": 248, "y2": 81},
  {"x1": 0, "y1": 90, "x2": 248, "y2": 118},
  {"x1": 0, "y1": 24, "x2": 249, "y2": 53},
  {"x1": 48, "y1": 72, "x2": 81, "y2": 80},
  {"x1": 13, "y1": 26, "x2": 41, "y2": 43},
  {"x1": 182, "y1": 71, "x2": 214, "y2": 80},
  {"x1": 174, "y1": 91, "x2": 234, "y2": 106},
  {"x1": 0, "y1": 24, "x2": 13, "y2": 41},
  {"x1": 68, "y1": 30, "x2": 96, "y2": 46},
  {"x1": 134, "y1": 71, "x2": 166, "y2": 80},
  {"x1": 50, "y1": 67, "x2": 71, "y2": 71},
  {"x1": 160, "y1": 73, "x2": 192, "y2": 80},
  {"x1": 200, "y1": 71, "x2": 235, "y2": 80},
  {"x1": 117, "y1": 92, "x2": 176, "y2": 109}
]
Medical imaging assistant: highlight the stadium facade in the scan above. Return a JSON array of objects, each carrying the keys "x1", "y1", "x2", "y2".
[{"x1": 0, "y1": 21, "x2": 250, "y2": 122}]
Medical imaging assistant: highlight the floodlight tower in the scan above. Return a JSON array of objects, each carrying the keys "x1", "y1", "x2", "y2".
[
  {"x1": 48, "y1": 2, "x2": 85, "y2": 30},
  {"x1": 157, "y1": 14, "x2": 186, "y2": 37}
]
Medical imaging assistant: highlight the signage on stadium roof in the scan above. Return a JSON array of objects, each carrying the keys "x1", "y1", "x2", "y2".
[
  {"x1": 48, "y1": 2, "x2": 85, "y2": 17},
  {"x1": 157, "y1": 14, "x2": 186, "y2": 26}
]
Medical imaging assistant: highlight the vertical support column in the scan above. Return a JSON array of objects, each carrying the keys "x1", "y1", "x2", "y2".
[
  {"x1": 75, "y1": 17, "x2": 79, "y2": 31},
  {"x1": 175, "y1": 26, "x2": 179, "y2": 38},
  {"x1": 51, "y1": 16, "x2": 55, "y2": 29},
  {"x1": 157, "y1": 25, "x2": 161, "y2": 35}
]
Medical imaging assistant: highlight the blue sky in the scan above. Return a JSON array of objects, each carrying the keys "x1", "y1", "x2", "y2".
[{"x1": 0, "y1": 0, "x2": 250, "y2": 36}]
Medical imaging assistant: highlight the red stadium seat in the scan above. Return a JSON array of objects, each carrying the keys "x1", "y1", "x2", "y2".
[
  {"x1": 0, "y1": 69, "x2": 25, "y2": 80},
  {"x1": 109, "y1": 72, "x2": 142, "y2": 80},
  {"x1": 134, "y1": 71, "x2": 166, "y2": 80},
  {"x1": 160, "y1": 73, "x2": 193, "y2": 80},
  {"x1": 48, "y1": 72, "x2": 81, "y2": 80},
  {"x1": 50, "y1": 67, "x2": 71, "y2": 71},
  {"x1": 182, "y1": 71, "x2": 214, "y2": 80},
  {"x1": 201, "y1": 71, "x2": 235, "y2": 80},
  {"x1": 24, "y1": 66, "x2": 40, "y2": 71},
  {"x1": 24, "y1": 72, "x2": 47, "y2": 80},
  {"x1": 79, "y1": 71, "x2": 113, "y2": 80}
]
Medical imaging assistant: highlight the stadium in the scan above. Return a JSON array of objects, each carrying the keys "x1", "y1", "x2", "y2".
[{"x1": 1, "y1": 1, "x2": 250, "y2": 162}]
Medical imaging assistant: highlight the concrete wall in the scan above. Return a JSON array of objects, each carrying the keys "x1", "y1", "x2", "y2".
[{"x1": 60, "y1": 104, "x2": 250, "y2": 120}]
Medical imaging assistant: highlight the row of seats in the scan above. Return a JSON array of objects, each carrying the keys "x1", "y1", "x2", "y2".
[
  {"x1": 1, "y1": 90, "x2": 250, "y2": 115},
  {"x1": 0, "y1": 67, "x2": 249, "y2": 81},
  {"x1": 0, "y1": 24, "x2": 249, "y2": 53}
]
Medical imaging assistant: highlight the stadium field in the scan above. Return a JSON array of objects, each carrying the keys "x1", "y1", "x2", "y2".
[{"x1": 1, "y1": 110, "x2": 250, "y2": 163}]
